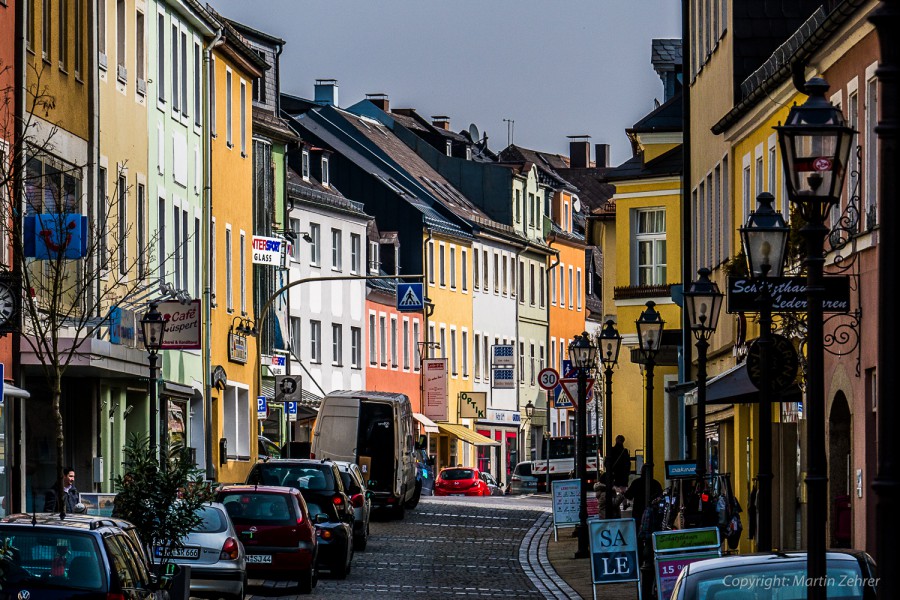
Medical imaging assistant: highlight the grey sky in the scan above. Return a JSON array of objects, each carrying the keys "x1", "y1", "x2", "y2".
[{"x1": 212, "y1": 0, "x2": 681, "y2": 166}]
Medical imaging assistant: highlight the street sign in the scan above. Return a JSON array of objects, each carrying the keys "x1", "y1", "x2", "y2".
[
  {"x1": 286, "y1": 401, "x2": 298, "y2": 422},
  {"x1": 257, "y1": 396, "x2": 267, "y2": 420},
  {"x1": 491, "y1": 344, "x2": 515, "y2": 366},
  {"x1": 491, "y1": 367, "x2": 515, "y2": 389},
  {"x1": 275, "y1": 375, "x2": 301, "y2": 403},
  {"x1": 726, "y1": 276, "x2": 851, "y2": 314},
  {"x1": 538, "y1": 367, "x2": 560, "y2": 391},
  {"x1": 560, "y1": 377, "x2": 595, "y2": 409},
  {"x1": 397, "y1": 283, "x2": 425, "y2": 312},
  {"x1": 746, "y1": 334, "x2": 799, "y2": 392}
]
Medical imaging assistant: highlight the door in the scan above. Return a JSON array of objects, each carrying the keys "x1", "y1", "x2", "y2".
[
  {"x1": 312, "y1": 396, "x2": 360, "y2": 462},
  {"x1": 505, "y1": 431, "x2": 518, "y2": 482}
]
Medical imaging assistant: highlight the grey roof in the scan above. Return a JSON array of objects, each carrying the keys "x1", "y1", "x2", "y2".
[
  {"x1": 604, "y1": 145, "x2": 682, "y2": 182},
  {"x1": 630, "y1": 92, "x2": 682, "y2": 134},
  {"x1": 286, "y1": 168, "x2": 369, "y2": 218},
  {"x1": 651, "y1": 39, "x2": 682, "y2": 70}
]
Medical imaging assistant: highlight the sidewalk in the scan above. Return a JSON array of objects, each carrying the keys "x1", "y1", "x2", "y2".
[{"x1": 545, "y1": 528, "x2": 638, "y2": 600}]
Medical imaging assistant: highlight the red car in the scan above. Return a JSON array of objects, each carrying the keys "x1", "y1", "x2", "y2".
[
  {"x1": 434, "y1": 467, "x2": 490, "y2": 496},
  {"x1": 216, "y1": 485, "x2": 318, "y2": 594}
]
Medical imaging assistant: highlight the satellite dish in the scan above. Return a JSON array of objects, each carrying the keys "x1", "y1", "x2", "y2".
[
  {"x1": 573, "y1": 197, "x2": 582, "y2": 212},
  {"x1": 468, "y1": 123, "x2": 480, "y2": 143}
]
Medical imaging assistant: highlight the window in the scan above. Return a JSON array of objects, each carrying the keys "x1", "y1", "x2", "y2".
[
  {"x1": 171, "y1": 24, "x2": 179, "y2": 111},
  {"x1": 369, "y1": 314, "x2": 377, "y2": 365},
  {"x1": 428, "y1": 242, "x2": 435, "y2": 284},
  {"x1": 27, "y1": 0, "x2": 35, "y2": 51},
  {"x1": 474, "y1": 333, "x2": 481, "y2": 379},
  {"x1": 59, "y1": 0, "x2": 69, "y2": 70},
  {"x1": 239, "y1": 232, "x2": 246, "y2": 313},
  {"x1": 768, "y1": 146, "x2": 777, "y2": 197},
  {"x1": 225, "y1": 69, "x2": 232, "y2": 145},
  {"x1": 473, "y1": 248, "x2": 480, "y2": 289},
  {"x1": 402, "y1": 320, "x2": 410, "y2": 369},
  {"x1": 309, "y1": 223, "x2": 320, "y2": 265},
  {"x1": 301, "y1": 150, "x2": 310, "y2": 180},
  {"x1": 193, "y1": 43, "x2": 201, "y2": 124},
  {"x1": 518, "y1": 260, "x2": 525, "y2": 300},
  {"x1": 551, "y1": 267, "x2": 557, "y2": 304},
  {"x1": 528, "y1": 193, "x2": 535, "y2": 228},
  {"x1": 97, "y1": 166, "x2": 108, "y2": 260},
  {"x1": 450, "y1": 247, "x2": 456, "y2": 289},
  {"x1": 351, "y1": 327, "x2": 361, "y2": 368},
  {"x1": 222, "y1": 386, "x2": 250, "y2": 459},
  {"x1": 194, "y1": 216, "x2": 200, "y2": 296},
  {"x1": 380, "y1": 317, "x2": 387, "y2": 365},
  {"x1": 568, "y1": 266, "x2": 574, "y2": 308},
  {"x1": 115, "y1": 0, "x2": 128, "y2": 77},
  {"x1": 225, "y1": 227, "x2": 232, "y2": 310},
  {"x1": 210, "y1": 219, "x2": 216, "y2": 302},
  {"x1": 847, "y1": 89, "x2": 860, "y2": 231},
  {"x1": 483, "y1": 336, "x2": 489, "y2": 380},
  {"x1": 210, "y1": 56, "x2": 216, "y2": 135},
  {"x1": 136, "y1": 183, "x2": 146, "y2": 276},
  {"x1": 240, "y1": 81, "x2": 247, "y2": 153},
  {"x1": 865, "y1": 75, "x2": 878, "y2": 227},
  {"x1": 742, "y1": 164, "x2": 751, "y2": 224},
  {"x1": 332, "y1": 323, "x2": 342, "y2": 365},
  {"x1": 461, "y1": 249, "x2": 468, "y2": 291},
  {"x1": 551, "y1": 339, "x2": 556, "y2": 369},
  {"x1": 635, "y1": 208, "x2": 667, "y2": 285},
  {"x1": 519, "y1": 341, "x2": 525, "y2": 383},
  {"x1": 134, "y1": 11, "x2": 144, "y2": 87},
  {"x1": 576, "y1": 268, "x2": 582, "y2": 310},
  {"x1": 482, "y1": 251, "x2": 488, "y2": 289},
  {"x1": 530, "y1": 343, "x2": 536, "y2": 385},
  {"x1": 390, "y1": 318, "x2": 398, "y2": 367},
  {"x1": 515, "y1": 190, "x2": 521, "y2": 223},
  {"x1": 253, "y1": 49, "x2": 266, "y2": 103},
  {"x1": 502, "y1": 256, "x2": 508, "y2": 295},
  {"x1": 156, "y1": 14, "x2": 164, "y2": 101},
  {"x1": 539, "y1": 266, "x2": 545, "y2": 307},
  {"x1": 350, "y1": 233, "x2": 361, "y2": 273},
  {"x1": 564, "y1": 202, "x2": 569, "y2": 232},
  {"x1": 529, "y1": 263, "x2": 536, "y2": 305},
  {"x1": 493, "y1": 253, "x2": 499, "y2": 293},
  {"x1": 180, "y1": 31, "x2": 187, "y2": 116},
  {"x1": 181, "y1": 209, "x2": 188, "y2": 290},
  {"x1": 439, "y1": 244, "x2": 446, "y2": 286},
  {"x1": 511, "y1": 259, "x2": 516, "y2": 297},
  {"x1": 290, "y1": 316, "x2": 301, "y2": 357},
  {"x1": 321, "y1": 157, "x2": 330, "y2": 186},
  {"x1": 41, "y1": 0, "x2": 49, "y2": 58},
  {"x1": 450, "y1": 329, "x2": 457, "y2": 375},
  {"x1": 445, "y1": 140, "x2": 452, "y2": 156},
  {"x1": 310, "y1": 321, "x2": 321, "y2": 363},
  {"x1": 331, "y1": 228, "x2": 342, "y2": 271},
  {"x1": 440, "y1": 327, "x2": 446, "y2": 360},
  {"x1": 413, "y1": 322, "x2": 421, "y2": 370},
  {"x1": 157, "y1": 196, "x2": 165, "y2": 282},
  {"x1": 74, "y1": 0, "x2": 83, "y2": 75},
  {"x1": 117, "y1": 174, "x2": 127, "y2": 274},
  {"x1": 462, "y1": 330, "x2": 468, "y2": 377}
]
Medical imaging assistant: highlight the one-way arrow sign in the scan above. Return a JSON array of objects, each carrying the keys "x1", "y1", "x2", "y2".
[{"x1": 397, "y1": 283, "x2": 425, "y2": 312}]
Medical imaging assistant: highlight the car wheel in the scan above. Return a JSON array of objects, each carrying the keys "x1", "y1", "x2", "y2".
[
  {"x1": 394, "y1": 500, "x2": 406, "y2": 520},
  {"x1": 332, "y1": 543, "x2": 351, "y2": 580},
  {"x1": 353, "y1": 523, "x2": 368, "y2": 551},
  {"x1": 404, "y1": 479, "x2": 422, "y2": 509},
  {"x1": 298, "y1": 567, "x2": 316, "y2": 594}
]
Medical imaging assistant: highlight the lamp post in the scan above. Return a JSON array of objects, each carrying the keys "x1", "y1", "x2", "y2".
[
  {"x1": 776, "y1": 77, "x2": 854, "y2": 599},
  {"x1": 598, "y1": 320, "x2": 623, "y2": 519},
  {"x1": 635, "y1": 301, "x2": 665, "y2": 512},
  {"x1": 739, "y1": 192, "x2": 789, "y2": 552},
  {"x1": 684, "y1": 267, "x2": 724, "y2": 483},
  {"x1": 569, "y1": 332, "x2": 597, "y2": 559},
  {"x1": 141, "y1": 302, "x2": 167, "y2": 467},
  {"x1": 525, "y1": 401, "x2": 535, "y2": 462}
]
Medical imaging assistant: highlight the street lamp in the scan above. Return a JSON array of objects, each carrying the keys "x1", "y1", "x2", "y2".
[
  {"x1": 776, "y1": 77, "x2": 854, "y2": 599},
  {"x1": 524, "y1": 401, "x2": 535, "y2": 461},
  {"x1": 684, "y1": 267, "x2": 723, "y2": 483},
  {"x1": 740, "y1": 192, "x2": 789, "y2": 552},
  {"x1": 635, "y1": 301, "x2": 664, "y2": 513},
  {"x1": 141, "y1": 302, "x2": 167, "y2": 467},
  {"x1": 569, "y1": 332, "x2": 597, "y2": 559},
  {"x1": 598, "y1": 320, "x2": 623, "y2": 520}
]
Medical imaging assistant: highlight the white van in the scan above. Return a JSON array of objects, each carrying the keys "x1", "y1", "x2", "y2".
[{"x1": 310, "y1": 391, "x2": 419, "y2": 518}]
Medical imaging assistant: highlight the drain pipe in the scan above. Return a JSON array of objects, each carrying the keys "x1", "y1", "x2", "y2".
[
  {"x1": 202, "y1": 27, "x2": 224, "y2": 481},
  {"x1": 545, "y1": 238, "x2": 561, "y2": 444}
]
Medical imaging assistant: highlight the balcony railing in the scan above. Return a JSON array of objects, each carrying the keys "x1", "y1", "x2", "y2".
[{"x1": 613, "y1": 283, "x2": 672, "y2": 300}]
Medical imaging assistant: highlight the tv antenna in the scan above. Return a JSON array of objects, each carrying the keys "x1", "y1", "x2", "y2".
[{"x1": 503, "y1": 118, "x2": 515, "y2": 147}]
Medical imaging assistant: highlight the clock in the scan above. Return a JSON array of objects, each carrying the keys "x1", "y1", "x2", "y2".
[{"x1": 0, "y1": 280, "x2": 17, "y2": 331}]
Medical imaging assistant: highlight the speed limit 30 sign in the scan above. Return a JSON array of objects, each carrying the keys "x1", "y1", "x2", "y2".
[{"x1": 538, "y1": 367, "x2": 560, "y2": 391}]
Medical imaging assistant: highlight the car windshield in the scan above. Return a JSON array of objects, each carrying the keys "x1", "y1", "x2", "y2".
[
  {"x1": 442, "y1": 469, "x2": 475, "y2": 480},
  {"x1": 516, "y1": 463, "x2": 533, "y2": 477},
  {"x1": 193, "y1": 506, "x2": 227, "y2": 533},
  {"x1": 253, "y1": 463, "x2": 337, "y2": 490},
  {"x1": 218, "y1": 493, "x2": 295, "y2": 525},
  {"x1": 339, "y1": 472, "x2": 361, "y2": 494},
  {"x1": 0, "y1": 528, "x2": 105, "y2": 591},
  {"x1": 685, "y1": 561, "x2": 866, "y2": 600}
]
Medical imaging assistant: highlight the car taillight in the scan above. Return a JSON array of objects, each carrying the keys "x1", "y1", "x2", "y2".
[
  {"x1": 511, "y1": 475, "x2": 522, "y2": 482},
  {"x1": 310, "y1": 452, "x2": 316, "y2": 459},
  {"x1": 386, "y1": 496, "x2": 396, "y2": 504},
  {"x1": 106, "y1": 594, "x2": 127, "y2": 600},
  {"x1": 317, "y1": 528, "x2": 333, "y2": 540},
  {"x1": 220, "y1": 537, "x2": 239, "y2": 560},
  {"x1": 350, "y1": 493, "x2": 364, "y2": 508},
  {"x1": 332, "y1": 494, "x2": 344, "y2": 506}
]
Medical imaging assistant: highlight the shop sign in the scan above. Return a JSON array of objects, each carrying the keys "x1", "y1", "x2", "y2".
[
  {"x1": 268, "y1": 354, "x2": 286, "y2": 376},
  {"x1": 477, "y1": 409, "x2": 521, "y2": 425},
  {"x1": 726, "y1": 276, "x2": 850, "y2": 314},
  {"x1": 459, "y1": 391, "x2": 486, "y2": 419},
  {"x1": 228, "y1": 332, "x2": 248, "y2": 364},
  {"x1": 423, "y1": 359, "x2": 448, "y2": 422},
  {"x1": 157, "y1": 300, "x2": 202, "y2": 350},
  {"x1": 491, "y1": 344, "x2": 515, "y2": 366},
  {"x1": 492, "y1": 367, "x2": 515, "y2": 389},
  {"x1": 589, "y1": 518, "x2": 640, "y2": 585},
  {"x1": 109, "y1": 307, "x2": 137, "y2": 347},
  {"x1": 252, "y1": 235, "x2": 290, "y2": 266}
]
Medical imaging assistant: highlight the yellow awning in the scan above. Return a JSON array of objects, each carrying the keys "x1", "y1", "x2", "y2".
[{"x1": 437, "y1": 423, "x2": 500, "y2": 447}]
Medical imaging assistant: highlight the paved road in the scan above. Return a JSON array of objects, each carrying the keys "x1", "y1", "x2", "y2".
[{"x1": 245, "y1": 494, "x2": 552, "y2": 599}]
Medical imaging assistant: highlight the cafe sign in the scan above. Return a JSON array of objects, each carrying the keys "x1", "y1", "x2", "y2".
[
  {"x1": 726, "y1": 276, "x2": 850, "y2": 314},
  {"x1": 228, "y1": 332, "x2": 248, "y2": 364}
]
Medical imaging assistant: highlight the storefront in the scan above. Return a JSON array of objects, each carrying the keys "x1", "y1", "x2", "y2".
[
  {"x1": 0, "y1": 382, "x2": 30, "y2": 516},
  {"x1": 430, "y1": 424, "x2": 498, "y2": 473},
  {"x1": 476, "y1": 409, "x2": 522, "y2": 484}
]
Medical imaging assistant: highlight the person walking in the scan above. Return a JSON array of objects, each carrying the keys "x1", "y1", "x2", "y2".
[
  {"x1": 593, "y1": 481, "x2": 622, "y2": 519},
  {"x1": 44, "y1": 466, "x2": 80, "y2": 513},
  {"x1": 605, "y1": 435, "x2": 631, "y2": 488}
]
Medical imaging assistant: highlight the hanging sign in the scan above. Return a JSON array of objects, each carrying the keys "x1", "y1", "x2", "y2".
[
  {"x1": 491, "y1": 367, "x2": 515, "y2": 389},
  {"x1": 726, "y1": 276, "x2": 851, "y2": 313},
  {"x1": 228, "y1": 332, "x2": 248, "y2": 364},
  {"x1": 252, "y1": 236, "x2": 289, "y2": 266},
  {"x1": 458, "y1": 391, "x2": 486, "y2": 419},
  {"x1": 423, "y1": 359, "x2": 448, "y2": 421},
  {"x1": 257, "y1": 396, "x2": 267, "y2": 420},
  {"x1": 155, "y1": 300, "x2": 202, "y2": 350}
]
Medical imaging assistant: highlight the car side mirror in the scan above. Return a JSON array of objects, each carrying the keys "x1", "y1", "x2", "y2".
[
  {"x1": 315, "y1": 514, "x2": 328, "y2": 524},
  {"x1": 365, "y1": 490, "x2": 373, "y2": 499}
]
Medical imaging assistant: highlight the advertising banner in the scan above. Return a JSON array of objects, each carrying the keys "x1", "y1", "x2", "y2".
[
  {"x1": 423, "y1": 359, "x2": 448, "y2": 421},
  {"x1": 459, "y1": 391, "x2": 487, "y2": 419},
  {"x1": 589, "y1": 518, "x2": 640, "y2": 585},
  {"x1": 154, "y1": 300, "x2": 202, "y2": 350},
  {"x1": 491, "y1": 344, "x2": 515, "y2": 366}
]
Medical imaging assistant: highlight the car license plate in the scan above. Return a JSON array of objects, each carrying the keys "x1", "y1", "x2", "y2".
[
  {"x1": 154, "y1": 546, "x2": 199, "y2": 560},
  {"x1": 247, "y1": 554, "x2": 273, "y2": 564},
  {"x1": 450, "y1": 493, "x2": 465, "y2": 497}
]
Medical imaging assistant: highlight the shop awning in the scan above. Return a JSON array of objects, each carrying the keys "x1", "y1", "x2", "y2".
[
  {"x1": 684, "y1": 362, "x2": 801, "y2": 405},
  {"x1": 2, "y1": 383, "x2": 30, "y2": 399},
  {"x1": 437, "y1": 423, "x2": 500, "y2": 446},
  {"x1": 413, "y1": 412, "x2": 439, "y2": 433}
]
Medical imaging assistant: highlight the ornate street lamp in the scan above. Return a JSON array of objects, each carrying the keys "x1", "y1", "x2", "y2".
[
  {"x1": 141, "y1": 302, "x2": 167, "y2": 467},
  {"x1": 524, "y1": 400, "x2": 535, "y2": 420},
  {"x1": 776, "y1": 77, "x2": 854, "y2": 599},
  {"x1": 684, "y1": 268, "x2": 723, "y2": 482},
  {"x1": 598, "y1": 320, "x2": 623, "y2": 520},
  {"x1": 635, "y1": 301, "x2": 665, "y2": 513},
  {"x1": 740, "y1": 193, "x2": 790, "y2": 552},
  {"x1": 568, "y1": 332, "x2": 597, "y2": 559}
]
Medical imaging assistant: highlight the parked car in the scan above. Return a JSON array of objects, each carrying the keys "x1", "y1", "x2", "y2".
[
  {"x1": 258, "y1": 435, "x2": 282, "y2": 461},
  {"x1": 480, "y1": 471, "x2": 505, "y2": 496},
  {"x1": 669, "y1": 550, "x2": 878, "y2": 600},
  {"x1": 335, "y1": 460, "x2": 373, "y2": 550},
  {"x1": 215, "y1": 485, "x2": 318, "y2": 594},
  {"x1": 508, "y1": 461, "x2": 540, "y2": 494},
  {"x1": 155, "y1": 502, "x2": 246, "y2": 600},
  {"x1": 434, "y1": 467, "x2": 489, "y2": 497},
  {"x1": 0, "y1": 513, "x2": 166, "y2": 599},
  {"x1": 303, "y1": 497, "x2": 353, "y2": 579},
  {"x1": 414, "y1": 447, "x2": 435, "y2": 496},
  {"x1": 310, "y1": 390, "x2": 419, "y2": 517},
  {"x1": 246, "y1": 459, "x2": 355, "y2": 525}
]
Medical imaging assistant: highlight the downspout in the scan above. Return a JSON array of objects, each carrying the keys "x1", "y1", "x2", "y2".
[
  {"x1": 680, "y1": 0, "x2": 693, "y2": 461},
  {"x1": 421, "y1": 227, "x2": 433, "y2": 417},
  {"x1": 514, "y1": 243, "x2": 527, "y2": 459},
  {"x1": 545, "y1": 238, "x2": 561, "y2": 447},
  {"x1": 88, "y1": 0, "x2": 101, "y2": 492},
  {"x1": 202, "y1": 27, "x2": 224, "y2": 481}
]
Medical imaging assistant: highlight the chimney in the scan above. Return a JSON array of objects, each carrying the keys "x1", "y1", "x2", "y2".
[
  {"x1": 568, "y1": 136, "x2": 591, "y2": 169},
  {"x1": 431, "y1": 115, "x2": 451, "y2": 131},
  {"x1": 366, "y1": 93, "x2": 389, "y2": 112},
  {"x1": 594, "y1": 144, "x2": 610, "y2": 168},
  {"x1": 314, "y1": 79, "x2": 339, "y2": 107}
]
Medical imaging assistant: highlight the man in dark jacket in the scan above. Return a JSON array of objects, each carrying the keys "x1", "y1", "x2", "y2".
[
  {"x1": 605, "y1": 435, "x2": 631, "y2": 488},
  {"x1": 44, "y1": 466, "x2": 80, "y2": 513}
]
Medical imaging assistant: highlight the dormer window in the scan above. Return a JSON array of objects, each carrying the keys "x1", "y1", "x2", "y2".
[
  {"x1": 564, "y1": 202, "x2": 570, "y2": 232},
  {"x1": 301, "y1": 150, "x2": 310, "y2": 181},
  {"x1": 446, "y1": 140, "x2": 452, "y2": 157},
  {"x1": 321, "y1": 157, "x2": 330, "y2": 187}
]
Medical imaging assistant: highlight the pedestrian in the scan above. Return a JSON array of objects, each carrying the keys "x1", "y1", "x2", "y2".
[
  {"x1": 44, "y1": 466, "x2": 80, "y2": 513},
  {"x1": 593, "y1": 481, "x2": 622, "y2": 519},
  {"x1": 605, "y1": 435, "x2": 631, "y2": 488},
  {"x1": 623, "y1": 465, "x2": 662, "y2": 531}
]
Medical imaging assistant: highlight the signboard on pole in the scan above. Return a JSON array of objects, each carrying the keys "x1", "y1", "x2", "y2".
[
  {"x1": 491, "y1": 344, "x2": 515, "y2": 366},
  {"x1": 458, "y1": 391, "x2": 486, "y2": 419},
  {"x1": 286, "y1": 401, "x2": 298, "y2": 422},
  {"x1": 397, "y1": 283, "x2": 425, "y2": 312},
  {"x1": 268, "y1": 355, "x2": 286, "y2": 376},
  {"x1": 538, "y1": 367, "x2": 559, "y2": 391},
  {"x1": 665, "y1": 459, "x2": 699, "y2": 479},
  {"x1": 257, "y1": 396, "x2": 267, "y2": 420},
  {"x1": 589, "y1": 518, "x2": 640, "y2": 587},
  {"x1": 251, "y1": 236, "x2": 289, "y2": 266},
  {"x1": 491, "y1": 367, "x2": 515, "y2": 389},
  {"x1": 423, "y1": 359, "x2": 448, "y2": 421},
  {"x1": 726, "y1": 275, "x2": 850, "y2": 313},
  {"x1": 551, "y1": 479, "x2": 581, "y2": 539},
  {"x1": 275, "y1": 375, "x2": 300, "y2": 403},
  {"x1": 652, "y1": 528, "x2": 721, "y2": 600},
  {"x1": 560, "y1": 377, "x2": 594, "y2": 409}
]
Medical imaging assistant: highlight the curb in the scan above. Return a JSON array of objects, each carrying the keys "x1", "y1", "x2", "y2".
[{"x1": 521, "y1": 511, "x2": 583, "y2": 599}]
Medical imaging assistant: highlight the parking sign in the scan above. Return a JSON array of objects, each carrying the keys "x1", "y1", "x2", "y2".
[{"x1": 257, "y1": 396, "x2": 267, "y2": 420}]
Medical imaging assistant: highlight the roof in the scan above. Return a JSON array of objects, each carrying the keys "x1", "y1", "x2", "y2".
[
  {"x1": 204, "y1": 4, "x2": 269, "y2": 73},
  {"x1": 555, "y1": 167, "x2": 616, "y2": 215},
  {"x1": 224, "y1": 17, "x2": 286, "y2": 46},
  {"x1": 217, "y1": 484, "x2": 300, "y2": 493},
  {"x1": 651, "y1": 39, "x2": 682, "y2": 70},
  {"x1": 604, "y1": 145, "x2": 682, "y2": 182},
  {"x1": 286, "y1": 168, "x2": 369, "y2": 219},
  {"x1": 630, "y1": 92, "x2": 682, "y2": 134},
  {"x1": 253, "y1": 106, "x2": 300, "y2": 142},
  {"x1": 498, "y1": 145, "x2": 577, "y2": 192}
]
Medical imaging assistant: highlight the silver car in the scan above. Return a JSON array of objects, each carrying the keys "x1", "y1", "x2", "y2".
[
  {"x1": 159, "y1": 502, "x2": 246, "y2": 600},
  {"x1": 480, "y1": 471, "x2": 505, "y2": 496},
  {"x1": 334, "y1": 460, "x2": 372, "y2": 551}
]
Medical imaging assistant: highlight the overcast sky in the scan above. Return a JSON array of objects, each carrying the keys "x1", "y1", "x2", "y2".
[{"x1": 211, "y1": 0, "x2": 682, "y2": 166}]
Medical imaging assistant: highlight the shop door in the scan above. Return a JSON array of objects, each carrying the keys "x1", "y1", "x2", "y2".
[
  {"x1": 477, "y1": 430, "x2": 492, "y2": 474},
  {"x1": 505, "y1": 431, "x2": 518, "y2": 481}
]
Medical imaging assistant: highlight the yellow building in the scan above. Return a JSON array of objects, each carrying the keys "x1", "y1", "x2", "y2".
[{"x1": 208, "y1": 22, "x2": 266, "y2": 483}]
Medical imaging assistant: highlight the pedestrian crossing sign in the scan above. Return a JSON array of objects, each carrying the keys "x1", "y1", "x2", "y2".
[{"x1": 397, "y1": 283, "x2": 425, "y2": 312}]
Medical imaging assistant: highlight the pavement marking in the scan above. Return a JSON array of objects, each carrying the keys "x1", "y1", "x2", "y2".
[{"x1": 519, "y1": 510, "x2": 583, "y2": 600}]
